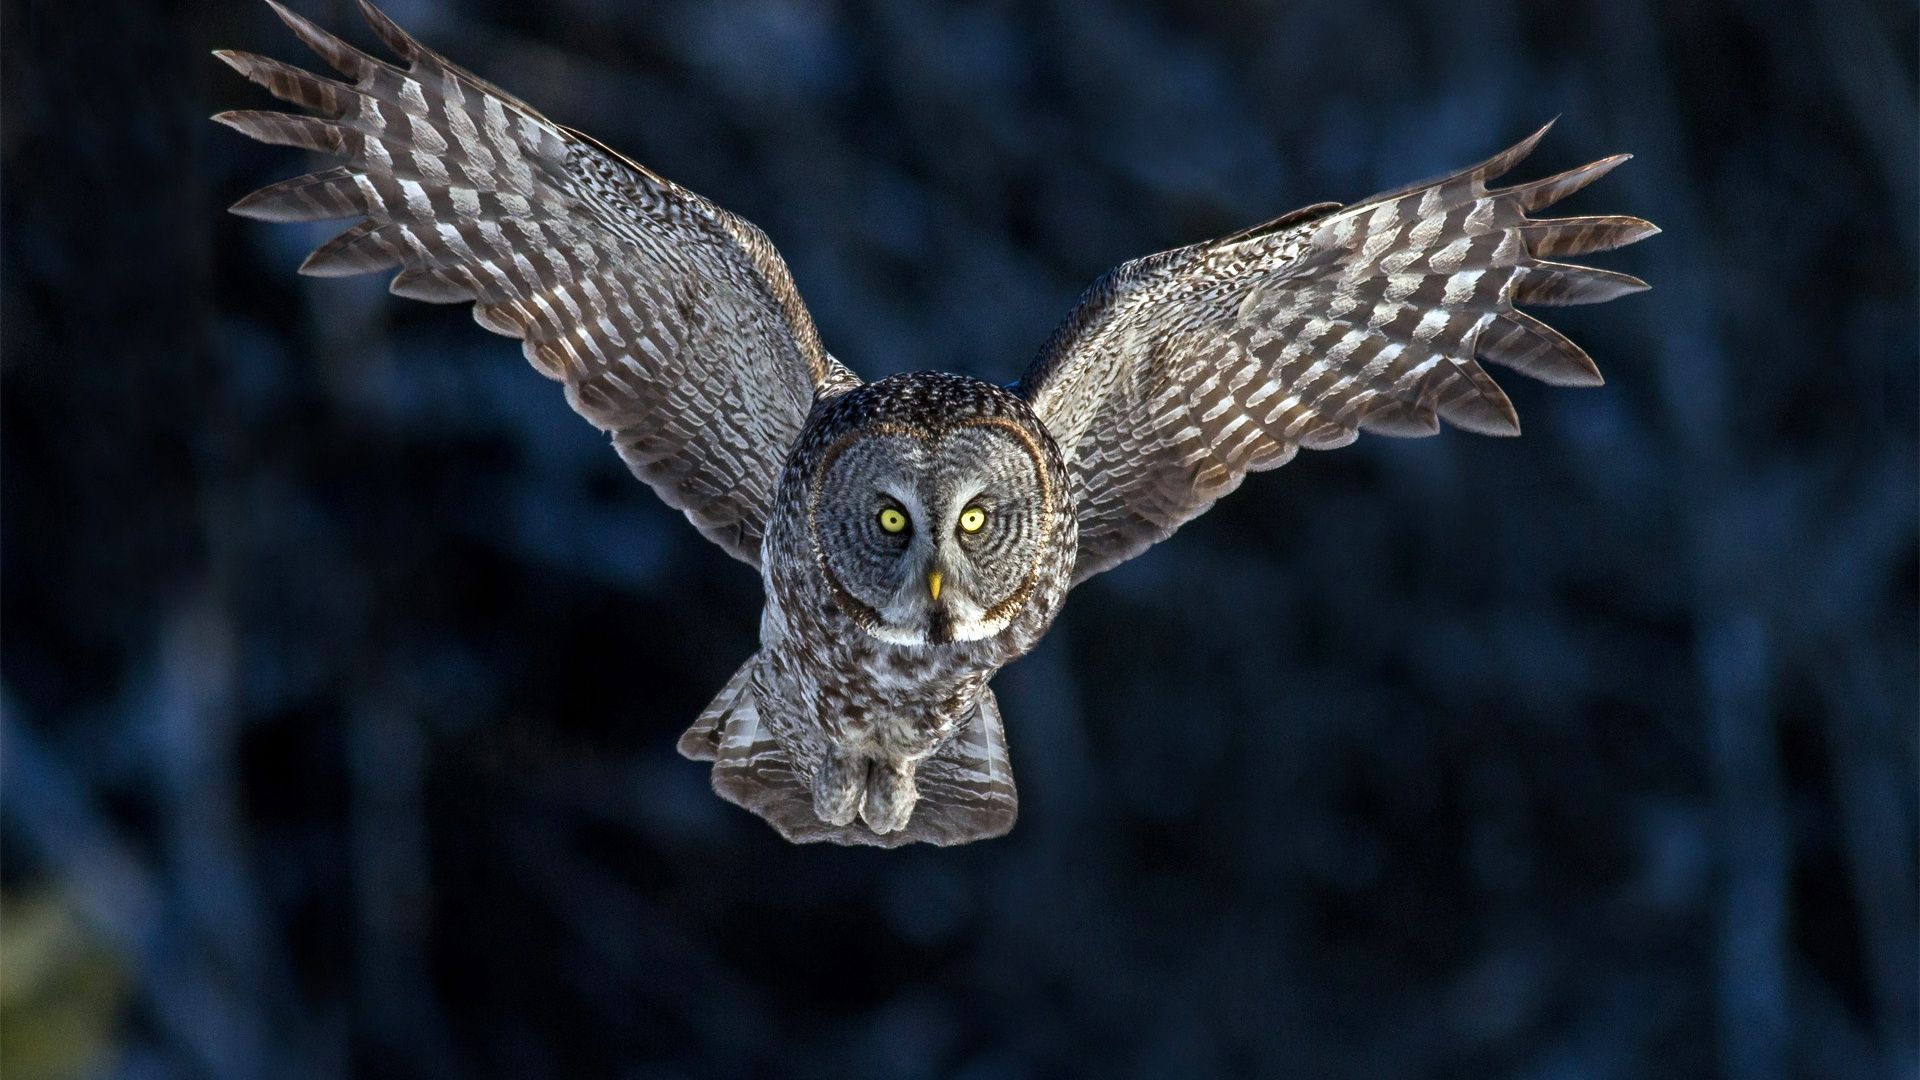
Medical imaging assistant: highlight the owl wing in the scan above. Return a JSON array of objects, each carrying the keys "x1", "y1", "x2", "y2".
[
  {"x1": 215, "y1": 1, "x2": 857, "y2": 566},
  {"x1": 1016, "y1": 124, "x2": 1656, "y2": 583}
]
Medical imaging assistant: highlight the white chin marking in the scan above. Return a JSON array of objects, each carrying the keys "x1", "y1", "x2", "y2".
[
  {"x1": 869, "y1": 624, "x2": 929, "y2": 647},
  {"x1": 943, "y1": 616, "x2": 1003, "y2": 642},
  {"x1": 865, "y1": 614, "x2": 1005, "y2": 647}
]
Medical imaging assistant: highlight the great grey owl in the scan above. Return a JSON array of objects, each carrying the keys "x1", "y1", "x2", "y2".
[{"x1": 217, "y1": 1, "x2": 1656, "y2": 846}]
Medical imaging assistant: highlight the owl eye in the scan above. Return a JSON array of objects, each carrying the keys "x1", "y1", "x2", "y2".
[
  {"x1": 877, "y1": 507, "x2": 909, "y2": 534},
  {"x1": 958, "y1": 506, "x2": 987, "y2": 534}
]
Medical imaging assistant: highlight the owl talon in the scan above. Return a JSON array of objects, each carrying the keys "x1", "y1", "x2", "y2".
[
  {"x1": 811, "y1": 751, "x2": 864, "y2": 827},
  {"x1": 860, "y1": 759, "x2": 919, "y2": 834}
]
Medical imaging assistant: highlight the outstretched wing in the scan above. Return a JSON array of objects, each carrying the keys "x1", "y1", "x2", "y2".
[
  {"x1": 1017, "y1": 124, "x2": 1655, "y2": 582},
  {"x1": 215, "y1": 1, "x2": 856, "y2": 565}
]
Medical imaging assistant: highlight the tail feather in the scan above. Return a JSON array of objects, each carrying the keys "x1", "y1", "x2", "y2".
[
  {"x1": 914, "y1": 690, "x2": 1019, "y2": 843},
  {"x1": 676, "y1": 654, "x2": 754, "y2": 762},
  {"x1": 682, "y1": 658, "x2": 1018, "y2": 847}
]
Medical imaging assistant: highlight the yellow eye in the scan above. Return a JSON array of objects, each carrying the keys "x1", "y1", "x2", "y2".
[
  {"x1": 958, "y1": 506, "x2": 987, "y2": 533},
  {"x1": 877, "y1": 507, "x2": 908, "y2": 534}
]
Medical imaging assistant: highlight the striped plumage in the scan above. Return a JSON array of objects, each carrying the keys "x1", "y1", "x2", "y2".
[
  {"x1": 218, "y1": 1, "x2": 1653, "y2": 846},
  {"x1": 1019, "y1": 124, "x2": 1656, "y2": 581},
  {"x1": 216, "y1": 0, "x2": 851, "y2": 564}
]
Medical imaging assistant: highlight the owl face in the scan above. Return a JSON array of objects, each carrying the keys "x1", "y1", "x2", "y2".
[{"x1": 810, "y1": 420, "x2": 1054, "y2": 646}]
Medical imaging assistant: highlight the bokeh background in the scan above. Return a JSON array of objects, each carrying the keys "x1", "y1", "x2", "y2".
[{"x1": 4, "y1": 0, "x2": 1915, "y2": 1076}]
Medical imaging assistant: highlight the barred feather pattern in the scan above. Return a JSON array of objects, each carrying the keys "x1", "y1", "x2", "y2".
[
  {"x1": 215, "y1": 0, "x2": 853, "y2": 565},
  {"x1": 694, "y1": 660, "x2": 1019, "y2": 848},
  {"x1": 1018, "y1": 122, "x2": 1657, "y2": 582}
]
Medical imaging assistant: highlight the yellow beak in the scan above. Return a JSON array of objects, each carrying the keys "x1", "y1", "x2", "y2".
[{"x1": 927, "y1": 571, "x2": 944, "y2": 601}]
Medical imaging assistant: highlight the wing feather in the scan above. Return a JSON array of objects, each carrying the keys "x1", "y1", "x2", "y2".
[
  {"x1": 216, "y1": 0, "x2": 853, "y2": 564},
  {"x1": 1018, "y1": 122, "x2": 1655, "y2": 582}
]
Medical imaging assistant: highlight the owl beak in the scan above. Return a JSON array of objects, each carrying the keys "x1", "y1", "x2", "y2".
[{"x1": 927, "y1": 571, "x2": 944, "y2": 602}]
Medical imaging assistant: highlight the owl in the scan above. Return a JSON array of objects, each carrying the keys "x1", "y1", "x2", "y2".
[{"x1": 217, "y1": 1, "x2": 1656, "y2": 846}]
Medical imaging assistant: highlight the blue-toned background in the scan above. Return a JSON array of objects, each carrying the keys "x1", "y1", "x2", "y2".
[{"x1": 5, "y1": 0, "x2": 1915, "y2": 1076}]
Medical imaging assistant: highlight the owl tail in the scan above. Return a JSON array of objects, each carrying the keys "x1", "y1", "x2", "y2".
[
  {"x1": 678, "y1": 655, "x2": 1019, "y2": 847},
  {"x1": 675, "y1": 654, "x2": 754, "y2": 763}
]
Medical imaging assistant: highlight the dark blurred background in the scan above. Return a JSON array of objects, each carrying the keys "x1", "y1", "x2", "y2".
[{"x1": 4, "y1": 0, "x2": 1915, "y2": 1076}]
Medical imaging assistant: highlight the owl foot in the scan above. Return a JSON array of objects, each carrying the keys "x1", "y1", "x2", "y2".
[
  {"x1": 811, "y1": 751, "x2": 864, "y2": 827},
  {"x1": 860, "y1": 759, "x2": 919, "y2": 834}
]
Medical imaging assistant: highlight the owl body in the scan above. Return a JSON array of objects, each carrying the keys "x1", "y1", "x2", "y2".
[
  {"x1": 220, "y1": 1, "x2": 1653, "y2": 845},
  {"x1": 723, "y1": 373, "x2": 1077, "y2": 842}
]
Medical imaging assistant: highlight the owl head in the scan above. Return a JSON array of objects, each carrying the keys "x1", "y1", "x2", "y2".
[{"x1": 804, "y1": 375, "x2": 1065, "y2": 646}]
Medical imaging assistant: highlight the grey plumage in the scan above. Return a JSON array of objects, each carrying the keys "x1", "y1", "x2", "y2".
[
  {"x1": 216, "y1": 0, "x2": 843, "y2": 563},
  {"x1": 1019, "y1": 124, "x2": 1656, "y2": 581},
  {"x1": 218, "y1": 2, "x2": 1655, "y2": 846},
  {"x1": 680, "y1": 374, "x2": 1071, "y2": 846}
]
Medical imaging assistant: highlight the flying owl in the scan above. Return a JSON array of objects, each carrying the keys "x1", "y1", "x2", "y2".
[{"x1": 216, "y1": 1, "x2": 1656, "y2": 846}]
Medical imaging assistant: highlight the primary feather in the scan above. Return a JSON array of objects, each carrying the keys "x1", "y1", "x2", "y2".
[
  {"x1": 216, "y1": 0, "x2": 851, "y2": 564},
  {"x1": 1018, "y1": 121, "x2": 1656, "y2": 582}
]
